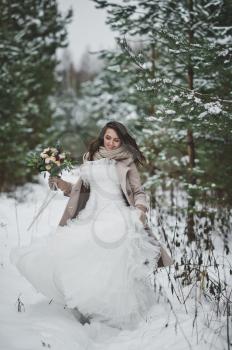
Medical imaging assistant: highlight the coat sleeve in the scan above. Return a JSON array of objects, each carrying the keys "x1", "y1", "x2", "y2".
[
  {"x1": 56, "y1": 178, "x2": 73, "y2": 197},
  {"x1": 127, "y1": 161, "x2": 148, "y2": 213}
]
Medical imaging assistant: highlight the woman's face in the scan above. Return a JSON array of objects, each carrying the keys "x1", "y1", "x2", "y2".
[{"x1": 103, "y1": 128, "x2": 122, "y2": 150}]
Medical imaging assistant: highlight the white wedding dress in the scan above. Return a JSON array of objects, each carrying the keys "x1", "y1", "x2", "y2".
[{"x1": 11, "y1": 158, "x2": 162, "y2": 329}]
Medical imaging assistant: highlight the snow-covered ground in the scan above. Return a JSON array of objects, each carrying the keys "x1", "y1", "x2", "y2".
[{"x1": 0, "y1": 169, "x2": 230, "y2": 350}]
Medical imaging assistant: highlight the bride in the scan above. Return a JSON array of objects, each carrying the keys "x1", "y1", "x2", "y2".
[{"x1": 11, "y1": 121, "x2": 173, "y2": 329}]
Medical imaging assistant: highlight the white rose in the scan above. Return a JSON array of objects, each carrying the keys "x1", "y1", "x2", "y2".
[
  {"x1": 59, "y1": 153, "x2": 66, "y2": 159},
  {"x1": 45, "y1": 158, "x2": 51, "y2": 164},
  {"x1": 55, "y1": 160, "x2": 61, "y2": 166},
  {"x1": 50, "y1": 156, "x2": 56, "y2": 162},
  {"x1": 40, "y1": 153, "x2": 48, "y2": 159},
  {"x1": 43, "y1": 147, "x2": 50, "y2": 153},
  {"x1": 45, "y1": 165, "x2": 51, "y2": 170}
]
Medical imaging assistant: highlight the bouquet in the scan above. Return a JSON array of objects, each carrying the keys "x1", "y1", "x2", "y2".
[{"x1": 28, "y1": 143, "x2": 74, "y2": 188}]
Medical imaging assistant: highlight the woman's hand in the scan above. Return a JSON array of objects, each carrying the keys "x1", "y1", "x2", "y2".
[
  {"x1": 138, "y1": 210, "x2": 147, "y2": 225},
  {"x1": 48, "y1": 176, "x2": 73, "y2": 196},
  {"x1": 48, "y1": 176, "x2": 60, "y2": 191}
]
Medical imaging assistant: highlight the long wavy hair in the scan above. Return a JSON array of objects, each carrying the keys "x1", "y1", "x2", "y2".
[{"x1": 86, "y1": 121, "x2": 146, "y2": 166}]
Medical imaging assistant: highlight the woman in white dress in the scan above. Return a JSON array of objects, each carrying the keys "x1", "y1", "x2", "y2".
[{"x1": 11, "y1": 121, "x2": 173, "y2": 330}]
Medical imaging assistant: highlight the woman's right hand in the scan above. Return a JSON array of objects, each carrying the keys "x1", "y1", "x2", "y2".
[
  {"x1": 48, "y1": 176, "x2": 73, "y2": 196},
  {"x1": 48, "y1": 176, "x2": 60, "y2": 191}
]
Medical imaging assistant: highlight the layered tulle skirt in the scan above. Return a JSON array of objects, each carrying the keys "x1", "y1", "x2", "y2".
[{"x1": 10, "y1": 201, "x2": 161, "y2": 329}]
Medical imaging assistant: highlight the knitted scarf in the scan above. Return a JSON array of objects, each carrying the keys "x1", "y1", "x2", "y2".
[{"x1": 84, "y1": 145, "x2": 133, "y2": 162}]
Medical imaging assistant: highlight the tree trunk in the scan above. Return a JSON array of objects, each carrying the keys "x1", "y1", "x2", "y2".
[{"x1": 186, "y1": 0, "x2": 196, "y2": 242}]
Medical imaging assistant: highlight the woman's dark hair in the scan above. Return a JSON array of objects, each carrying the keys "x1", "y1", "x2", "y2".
[{"x1": 86, "y1": 121, "x2": 146, "y2": 166}]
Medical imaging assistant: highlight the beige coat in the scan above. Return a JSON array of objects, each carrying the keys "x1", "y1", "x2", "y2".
[{"x1": 55, "y1": 156, "x2": 174, "y2": 268}]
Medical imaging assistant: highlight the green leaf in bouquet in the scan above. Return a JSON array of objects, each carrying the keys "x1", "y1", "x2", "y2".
[{"x1": 55, "y1": 140, "x2": 63, "y2": 154}]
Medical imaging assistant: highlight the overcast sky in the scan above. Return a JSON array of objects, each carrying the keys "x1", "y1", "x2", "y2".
[{"x1": 57, "y1": 0, "x2": 117, "y2": 69}]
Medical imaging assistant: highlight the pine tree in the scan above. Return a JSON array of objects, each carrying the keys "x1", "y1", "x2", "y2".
[
  {"x1": 92, "y1": 0, "x2": 232, "y2": 203},
  {"x1": 0, "y1": 0, "x2": 72, "y2": 190}
]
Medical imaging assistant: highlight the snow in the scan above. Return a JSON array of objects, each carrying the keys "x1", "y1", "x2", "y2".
[
  {"x1": 218, "y1": 49, "x2": 230, "y2": 57},
  {"x1": 145, "y1": 116, "x2": 156, "y2": 121},
  {"x1": 171, "y1": 95, "x2": 180, "y2": 102},
  {"x1": 141, "y1": 62, "x2": 152, "y2": 69},
  {"x1": 166, "y1": 110, "x2": 176, "y2": 115},
  {"x1": 204, "y1": 101, "x2": 222, "y2": 115},
  {"x1": 0, "y1": 169, "x2": 230, "y2": 349}
]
